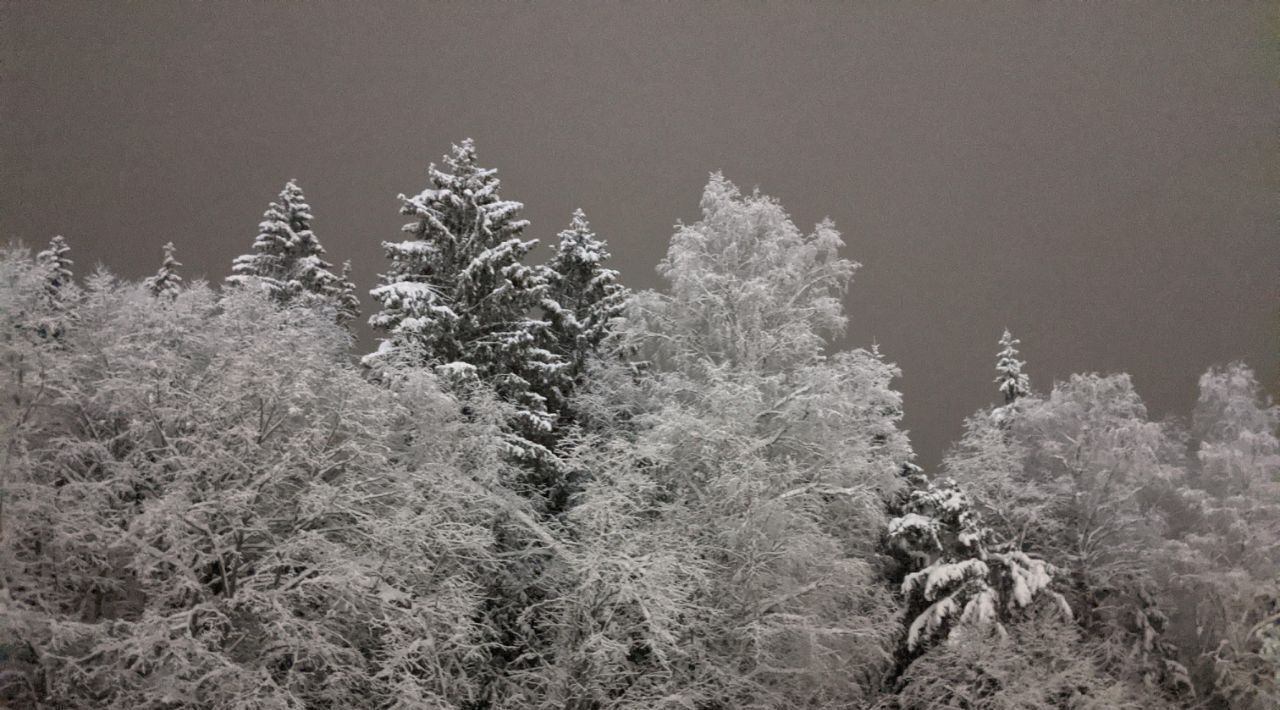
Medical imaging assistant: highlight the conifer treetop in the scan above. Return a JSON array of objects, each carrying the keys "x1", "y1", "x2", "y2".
[
  {"x1": 369, "y1": 138, "x2": 558, "y2": 462},
  {"x1": 229, "y1": 180, "x2": 327, "y2": 289},
  {"x1": 228, "y1": 180, "x2": 349, "y2": 318},
  {"x1": 372, "y1": 138, "x2": 541, "y2": 355},
  {"x1": 37, "y1": 235, "x2": 73, "y2": 291},
  {"x1": 144, "y1": 241, "x2": 183, "y2": 299},
  {"x1": 539, "y1": 208, "x2": 630, "y2": 422},
  {"x1": 333, "y1": 260, "x2": 360, "y2": 325},
  {"x1": 545, "y1": 209, "x2": 627, "y2": 333},
  {"x1": 995, "y1": 328, "x2": 1031, "y2": 404},
  {"x1": 555, "y1": 209, "x2": 610, "y2": 266},
  {"x1": 394, "y1": 138, "x2": 530, "y2": 252}
]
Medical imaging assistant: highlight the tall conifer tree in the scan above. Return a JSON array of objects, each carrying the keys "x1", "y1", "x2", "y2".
[{"x1": 368, "y1": 139, "x2": 559, "y2": 463}]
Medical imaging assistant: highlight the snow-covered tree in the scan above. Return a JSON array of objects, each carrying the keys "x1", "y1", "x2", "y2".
[
  {"x1": 35, "y1": 235, "x2": 72, "y2": 295},
  {"x1": 0, "y1": 278, "x2": 534, "y2": 708},
  {"x1": 891, "y1": 608, "x2": 1157, "y2": 709},
  {"x1": 367, "y1": 139, "x2": 560, "y2": 468},
  {"x1": 541, "y1": 209, "x2": 630, "y2": 419},
  {"x1": 333, "y1": 259, "x2": 360, "y2": 325},
  {"x1": 582, "y1": 175, "x2": 909, "y2": 706},
  {"x1": 143, "y1": 241, "x2": 182, "y2": 299},
  {"x1": 933, "y1": 359, "x2": 1205, "y2": 705},
  {"x1": 1190, "y1": 362, "x2": 1280, "y2": 498},
  {"x1": 633, "y1": 172, "x2": 858, "y2": 375},
  {"x1": 0, "y1": 246, "x2": 60, "y2": 479},
  {"x1": 226, "y1": 180, "x2": 348, "y2": 318},
  {"x1": 1012, "y1": 376, "x2": 1177, "y2": 584},
  {"x1": 887, "y1": 468, "x2": 1069, "y2": 655},
  {"x1": 944, "y1": 410, "x2": 1043, "y2": 547},
  {"x1": 363, "y1": 140, "x2": 577, "y2": 705},
  {"x1": 939, "y1": 368, "x2": 1198, "y2": 702},
  {"x1": 1005, "y1": 373, "x2": 1193, "y2": 697},
  {"x1": 32, "y1": 235, "x2": 75, "y2": 338},
  {"x1": 1154, "y1": 363, "x2": 1280, "y2": 708},
  {"x1": 495, "y1": 429, "x2": 714, "y2": 708},
  {"x1": 995, "y1": 328, "x2": 1031, "y2": 405}
]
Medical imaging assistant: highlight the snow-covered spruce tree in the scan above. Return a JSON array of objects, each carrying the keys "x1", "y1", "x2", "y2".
[
  {"x1": 226, "y1": 180, "x2": 348, "y2": 318},
  {"x1": 940, "y1": 330, "x2": 1042, "y2": 551},
  {"x1": 36, "y1": 235, "x2": 72, "y2": 290},
  {"x1": 886, "y1": 468, "x2": 1069, "y2": 656},
  {"x1": 364, "y1": 140, "x2": 568, "y2": 706},
  {"x1": 541, "y1": 209, "x2": 630, "y2": 422},
  {"x1": 333, "y1": 259, "x2": 360, "y2": 325},
  {"x1": 32, "y1": 235, "x2": 75, "y2": 339},
  {"x1": 1154, "y1": 362, "x2": 1280, "y2": 709},
  {"x1": 881, "y1": 465, "x2": 1155, "y2": 708},
  {"x1": 2, "y1": 240, "x2": 73, "y2": 344},
  {"x1": 559, "y1": 174, "x2": 911, "y2": 707},
  {"x1": 143, "y1": 241, "x2": 182, "y2": 300},
  {"x1": 995, "y1": 328, "x2": 1030, "y2": 406},
  {"x1": 942, "y1": 330, "x2": 1038, "y2": 540},
  {"x1": 367, "y1": 139, "x2": 560, "y2": 475}
]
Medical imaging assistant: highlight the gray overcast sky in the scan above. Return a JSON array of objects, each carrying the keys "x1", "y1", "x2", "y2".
[{"x1": 3, "y1": 1, "x2": 1277, "y2": 467}]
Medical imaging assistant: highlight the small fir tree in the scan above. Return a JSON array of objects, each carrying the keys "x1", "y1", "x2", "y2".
[
  {"x1": 332, "y1": 260, "x2": 360, "y2": 325},
  {"x1": 144, "y1": 241, "x2": 183, "y2": 300},
  {"x1": 995, "y1": 328, "x2": 1031, "y2": 404},
  {"x1": 34, "y1": 235, "x2": 75, "y2": 338},
  {"x1": 227, "y1": 180, "x2": 346, "y2": 316},
  {"x1": 36, "y1": 235, "x2": 73, "y2": 300}
]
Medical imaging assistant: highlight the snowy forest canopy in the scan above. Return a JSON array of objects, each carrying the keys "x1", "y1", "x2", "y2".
[{"x1": 1, "y1": 140, "x2": 1276, "y2": 709}]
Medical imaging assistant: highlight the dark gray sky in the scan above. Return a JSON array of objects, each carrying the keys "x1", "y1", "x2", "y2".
[{"x1": 4, "y1": 1, "x2": 1277, "y2": 468}]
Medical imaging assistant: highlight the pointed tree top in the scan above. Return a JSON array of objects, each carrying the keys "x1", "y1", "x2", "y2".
[
  {"x1": 995, "y1": 328, "x2": 1031, "y2": 404},
  {"x1": 554, "y1": 209, "x2": 611, "y2": 265},
  {"x1": 999, "y1": 328, "x2": 1018, "y2": 349},
  {"x1": 333, "y1": 259, "x2": 360, "y2": 325},
  {"x1": 277, "y1": 179, "x2": 315, "y2": 232},
  {"x1": 146, "y1": 241, "x2": 183, "y2": 299},
  {"x1": 38, "y1": 235, "x2": 72, "y2": 263},
  {"x1": 446, "y1": 138, "x2": 479, "y2": 173},
  {"x1": 38, "y1": 235, "x2": 74, "y2": 287}
]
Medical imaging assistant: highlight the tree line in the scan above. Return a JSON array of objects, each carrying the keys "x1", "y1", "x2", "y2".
[{"x1": 1, "y1": 140, "x2": 1276, "y2": 709}]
